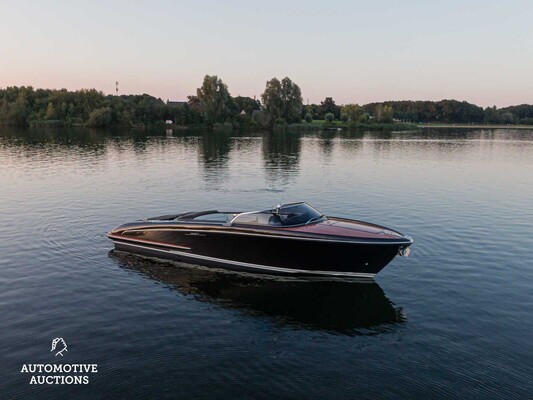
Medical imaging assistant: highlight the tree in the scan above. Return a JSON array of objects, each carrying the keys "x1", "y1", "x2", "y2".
[
  {"x1": 196, "y1": 75, "x2": 234, "y2": 124},
  {"x1": 7, "y1": 92, "x2": 30, "y2": 125},
  {"x1": 280, "y1": 77, "x2": 303, "y2": 124},
  {"x1": 261, "y1": 77, "x2": 303, "y2": 125},
  {"x1": 261, "y1": 78, "x2": 284, "y2": 125},
  {"x1": 340, "y1": 104, "x2": 364, "y2": 123},
  {"x1": 374, "y1": 104, "x2": 394, "y2": 123},
  {"x1": 382, "y1": 105, "x2": 394, "y2": 123},
  {"x1": 87, "y1": 107, "x2": 113, "y2": 127},
  {"x1": 45, "y1": 103, "x2": 57, "y2": 120},
  {"x1": 499, "y1": 104, "x2": 533, "y2": 122},
  {"x1": 234, "y1": 96, "x2": 260, "y2": 116},
  {"x1": 324, "y1": 113, "x2": 334, "y2": 123},
  {"x1": 304, "y1": 112, "x2": 313, "y2": 123},
  {"x1": 484, "y1": 106, "x2": 500, "y2": 124},
  {"x1": 318, "y1": 97, "x2": 340, "y2": 119},
  {"x1": 500, "y1": 112, "x2": 514, "y2": 124}
]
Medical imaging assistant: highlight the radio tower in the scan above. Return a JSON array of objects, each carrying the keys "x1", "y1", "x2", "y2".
[{"x1": 115, "y1": 81, "x2": 119, "y2": 96}]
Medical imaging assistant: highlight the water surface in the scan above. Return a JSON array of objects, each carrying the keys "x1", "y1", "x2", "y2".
[{"x1": 1, "y1": 127, "x2": 532, "y2": 399}]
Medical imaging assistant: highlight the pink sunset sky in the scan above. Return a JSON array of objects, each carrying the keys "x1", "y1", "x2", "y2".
[{"x1": 1, "y1": 0, "x2": 532, "y2": 107}]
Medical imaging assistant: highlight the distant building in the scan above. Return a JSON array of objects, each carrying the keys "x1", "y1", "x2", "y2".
[
  {"x1": 186, "y1": 98, "x2": 203, "y2": 112},
  {"x1": 166, "y1": 100, "x2": 187, "y2": 107},
  {"x1": 166, "y1": 99, "x2": 203, "y2": 113}
]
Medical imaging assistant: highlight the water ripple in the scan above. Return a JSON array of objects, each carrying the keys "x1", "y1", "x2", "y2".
[{"x1": 1, "y1": 127, "x2": 532, "y2": 399}]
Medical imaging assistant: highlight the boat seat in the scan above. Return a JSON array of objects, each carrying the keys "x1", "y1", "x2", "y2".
[{"x1": 268, "y1": 214, "x2": 282, "y2": 226}]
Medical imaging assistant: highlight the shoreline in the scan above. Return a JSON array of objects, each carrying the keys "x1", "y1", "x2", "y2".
[{"x1": 418, "y1": 123, "x2": 533, "y2": 129}]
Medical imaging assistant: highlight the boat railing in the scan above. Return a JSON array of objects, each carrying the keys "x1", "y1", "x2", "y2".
[{"x1": 228, "y1": 210, "x2": 265, "y2": 225}]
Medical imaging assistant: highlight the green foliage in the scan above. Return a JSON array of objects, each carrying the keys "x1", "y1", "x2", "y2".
[
  {"x1": 234, "y1": 96, "x2": 260, "y2": 116},
  {"x1": 484, "y1": 106, "x2": 500, "y2": 124},
  {"x1": 261, "y1": 77, "x2": 303, "y2": 126},
  {"x1": 484, "y1": 104, "x2": 533, "y2": 125},
  {"x1": 319, "y1": 97, "x2": 340, "y2": 119},
  {"x1": 212, "y1": 122, "x2": 234, "y2": 132},
  {"x1": 280, "y1": 77, "x2": 302, "y2": 124},
  {"x1": 87, "y1": 107, "x2": 114, "y2": 127},
  {"x1": 364, "y1": 100, "x2": 485, "y2": 123},
  {"x1": 30, "y1": 119, "x2": 65, "y2": 127},
  {"x1": 520, "y1": 118, "x2": 533, "y2": 125},
  {"x1": 499, "y1": 112, "x2": 514, "y2": 124},
  {"x1": 167, "y1": 102, "x2": 204, "y2": 126},
  {"x1": 2, "y1": 84, "x2": 533, "y2": 129},
  {"x1": 373, "y1": 104, "x2": 394, "y2": 123},
  {"x1": 324, "y1": 113, "x2": 334, "y2": 123},
  {"x1": 340, "y1": 104, "x2": 364, "y2": 123},
  {"x1": 0, "y1": 86, "x2": 172, "y2": 128},
  {"x1": 500, "y1": 104, "x2": 533, "y2": 121},
  {"x1": 252, "y1": 109, "x2": 266, "y2": 126},
  {"x1": 382, "y1": 105, "x2": 394, "y2": 123},
  {"x1": 8, "y1": 93, "x2": 30, "y2": 125},
  {"x1": 352, "y1": 121, "x2": 418, "y2": 131},
  {"x1": 45, "y1": 103, "x2": 57, "y2": 120},
  {"x1": 196, "y1": 75, "x2": 235, "y2": 124},
  {"x1": 274, "y1": 117, "x2": 287, "y2": 125},
  {"x1": 261, "y1": 78, "x2": 284, "y2": 125}
]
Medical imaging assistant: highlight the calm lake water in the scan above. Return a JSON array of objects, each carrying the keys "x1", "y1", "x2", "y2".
[{"x1": 1, "y1": 126, "x2": 532, "y2": 399}]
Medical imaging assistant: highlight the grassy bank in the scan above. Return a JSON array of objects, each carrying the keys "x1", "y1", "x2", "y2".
[
  {"x1": 308, "y1": 120, "x2": 419, "y2": 131},
  {"x1": 418, "y1": 123, "x2": 533, "y2": 129}
]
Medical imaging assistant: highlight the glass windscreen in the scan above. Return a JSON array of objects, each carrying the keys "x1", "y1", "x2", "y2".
[
  {"x1": 232, "y1": 203, "x2": 325, "y2": 226},
  {"x1": 274, "y1": 203, "x2": 324, "y2": 226},
  {"x1": 192, "y1": 213, "x2": 232, "y2": 222}
]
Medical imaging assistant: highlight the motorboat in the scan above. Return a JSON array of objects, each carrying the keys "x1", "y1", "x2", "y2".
[{"x1": 107, "y1": 202, "x2": 413, "y2": 279}]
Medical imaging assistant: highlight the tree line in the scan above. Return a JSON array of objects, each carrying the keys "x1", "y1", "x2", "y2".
[
  {"x1": 305, "y1": 98, "x2": 533, "y2": 125},
  {"x1": 1, "y1": 78, "x2": 533, "y2": 128}
]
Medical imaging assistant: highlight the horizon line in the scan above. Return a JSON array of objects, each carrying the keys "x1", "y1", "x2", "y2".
[{"x1": 1, "y1": 84, "x2": 527, "y2": 109}]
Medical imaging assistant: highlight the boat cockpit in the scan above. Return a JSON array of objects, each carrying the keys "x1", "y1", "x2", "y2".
[{"x1": 150, "y1": 202, "x2": 327, "y2": 227}]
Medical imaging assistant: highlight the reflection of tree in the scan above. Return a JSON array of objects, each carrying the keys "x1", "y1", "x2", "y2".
[
  {"x1": 197, "y1": 131, "x2": 232, "y2": 188},
  {"x1": 262, "y1": 131, "x2": 302, "y2": 188},
  {"x1": 0, "y1": 126, "x2": 109, "y2": 158},
  {"x1": 318, "y1": 130, "x2": 336, "y2": 157},
  {"x1": 199, "y1": 131, "x2": 232, "y2": 166},
  {"x1": 0, "y1": 126, "x2": 202, "y2": 165},
  {"x1": 111, "y1": 251, "x2": 405, "y2": 336},
  {"x1": 335, "y1": 130, "x2": 365, "y2": 153}
]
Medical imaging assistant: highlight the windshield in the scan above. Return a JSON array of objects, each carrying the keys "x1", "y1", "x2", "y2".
[
  {"x1": 274, "y1": 203, "x2": 324, "y2": 226},
  {"x1": 231, "y1": 203, "x2": 325, "y2": 227}
]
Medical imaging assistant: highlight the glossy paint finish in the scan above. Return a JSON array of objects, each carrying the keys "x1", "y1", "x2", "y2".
[{"x1": 108, "y1": 213, "x2": 412, "y2": 277}]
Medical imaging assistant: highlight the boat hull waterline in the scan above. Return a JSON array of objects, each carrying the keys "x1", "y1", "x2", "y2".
[{"x1": 107, "y1": 203, "x2": 413, "y2": 278}]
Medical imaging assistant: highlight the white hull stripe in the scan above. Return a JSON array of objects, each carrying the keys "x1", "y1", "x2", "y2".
[
  {"x1": 116, "y1": 228, "x2": 411, "y2": 245},
  {"x1": 108, "y1": 234, "x2": 191, "y2": 250},
  {"x1": 112, "y1": 239, "x2": 376, "y2": 279}
]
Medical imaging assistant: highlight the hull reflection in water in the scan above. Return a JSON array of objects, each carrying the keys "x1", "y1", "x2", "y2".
[{"x1": 110, "y1": 251, "x2": 405, "y2": 336}]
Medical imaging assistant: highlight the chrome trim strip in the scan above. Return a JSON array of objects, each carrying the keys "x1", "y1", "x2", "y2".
[
  {"x1": 118, "y1": 228, "x2": 411, "y2": 245},
  {"x1": 111, "y1": 240, "x2": 376, "y2": 278},
  {"x1": 228, "y1": 209, "x2": 265, "y2": 225},
  {"x1": 109, "y1": 234, "x2": 191, "y2": 251}
]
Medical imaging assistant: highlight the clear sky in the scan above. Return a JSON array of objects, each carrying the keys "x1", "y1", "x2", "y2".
[{"x1": 1, "y1": 0, "x2": 532, "y2": 107}]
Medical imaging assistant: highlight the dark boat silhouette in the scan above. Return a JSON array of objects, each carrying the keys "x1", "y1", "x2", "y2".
[
  {"x1": 108, "y1": 202, "x2": 413, "y2": 279},
  {"x1": 110, "y1": 251, "x2": 405, "y2": 336}
]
